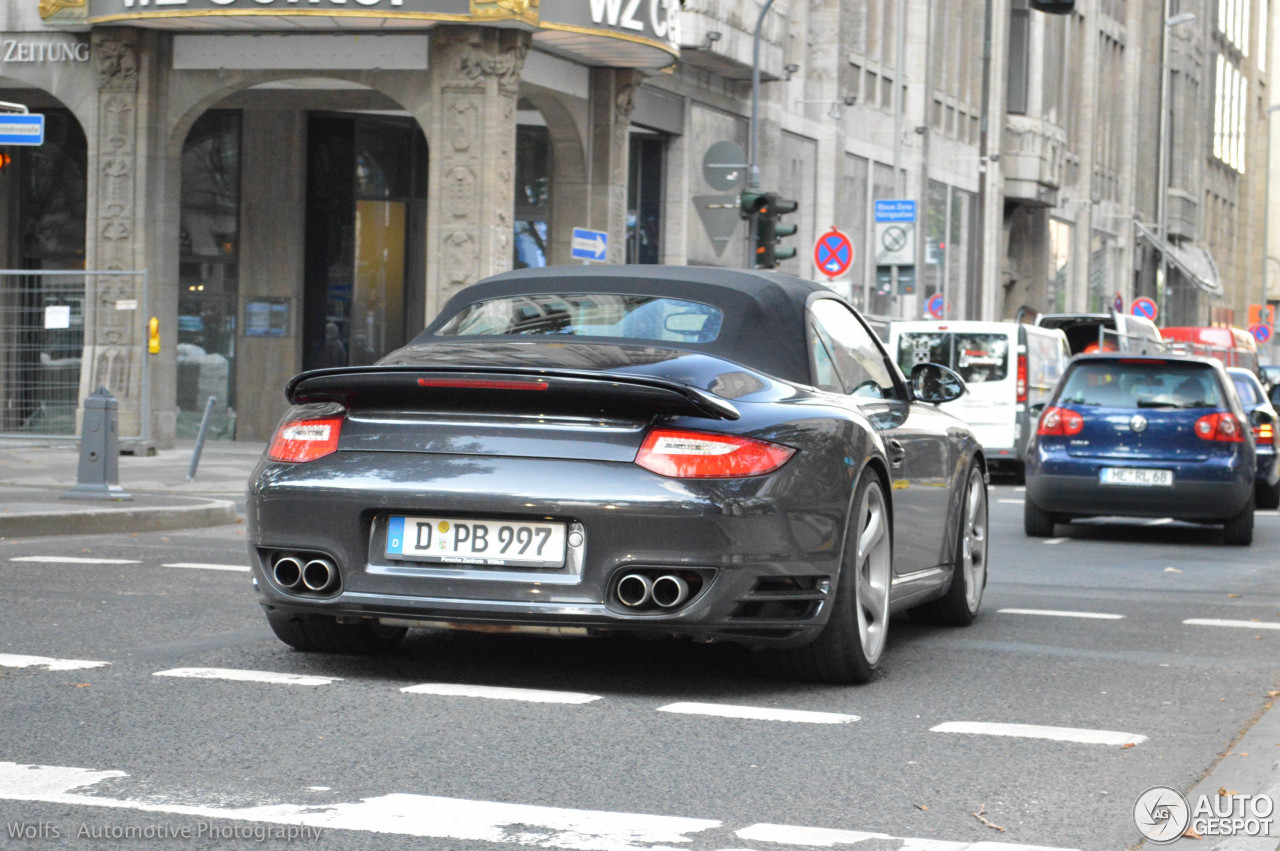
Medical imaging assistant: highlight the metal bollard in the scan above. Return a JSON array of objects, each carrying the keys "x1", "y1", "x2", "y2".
[
  {"x1": 187, "y1": 395, "x2": 217, "y2": 482},
  {"x1": 62, "y1": 386, "x2": 133, "y2": 501}
]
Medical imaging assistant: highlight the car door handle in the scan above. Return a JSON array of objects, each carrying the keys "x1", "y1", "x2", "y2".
[{"x1": 888, "y1": 439, "x2": 906, "y2": 468}]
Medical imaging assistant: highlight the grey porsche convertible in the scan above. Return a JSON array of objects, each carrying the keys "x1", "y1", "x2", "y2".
[{"x1": 247, "y1": 266, "x2": 988, "y2": 683}]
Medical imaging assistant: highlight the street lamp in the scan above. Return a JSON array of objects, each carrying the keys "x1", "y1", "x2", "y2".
[{"x1": 1157, "y1": 6, "x2": 1197, "y2": 325}]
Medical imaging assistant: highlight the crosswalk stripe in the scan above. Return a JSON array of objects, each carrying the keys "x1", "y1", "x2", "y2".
[
  {"x1": 737, "y1": 822, "x2": 1080, "y2": 850},
  {"x1": 9, "y1": 556, "x2": 139, "y2": 565},
  {"x1": 161, "y1": 562, "x2": 249, "y2": 572},
  {"x1": 153, "y1": 668, "x2": 339, "y2": 686},
  {"x1": 400, "y1": 683, "x2": 600, "y2": 704},
  {"x1": 998, "y1": 609, "x2": 1125, "y2": 620},
  {"x1": 657, "y1": 702, "x2": 859, "y2": 724},
  {"x1": 0, "y1": 761, "x2": 1082, "y2": 850},
  {"x1": 930, "y1": 721, "x2": 1146, "y2": 746},
  {"x1": 1183, "y1": 618, "x2": 1280, "y2": 632},
  {"x1": 0, "y1": 654, "x2": 109, "y2": 672}
]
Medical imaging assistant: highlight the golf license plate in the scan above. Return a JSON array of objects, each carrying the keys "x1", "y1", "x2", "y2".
[
  {"x1": 1099, "y1": 467, "x2": 1174, "y2": 487},
  {"x1": 386, "y1": 516, "x2": 567, "y2": 567}
]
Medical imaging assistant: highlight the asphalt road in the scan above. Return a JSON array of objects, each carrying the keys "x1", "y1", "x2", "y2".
[{"x1": 0, "y1": 484, "x2": 1277, "y2": 850}]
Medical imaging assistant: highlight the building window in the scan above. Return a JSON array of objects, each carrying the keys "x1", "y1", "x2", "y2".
[
  {"x1": 1213, "y1": 53, "x2": 1247, "y2": 172},
  {"x1": 1007, "y1": 0, "x2": 1030, "y2": 115},
  {"x1": 514, "y1": 121, "x2": 550, "y2": 269}
]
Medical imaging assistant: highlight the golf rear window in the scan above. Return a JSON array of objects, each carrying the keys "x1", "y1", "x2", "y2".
[
  {"x1": 896, "y1": 332, "x2": 1009, "y2": 383},
  {"x1": 1058, "y1": 361, "x2": 1225, "y2": 409},
  {"x1": 436, "y1": 293, "x2": 724, "y2": 344}
]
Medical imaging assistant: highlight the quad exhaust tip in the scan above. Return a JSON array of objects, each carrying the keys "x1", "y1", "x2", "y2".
[
  {"x1": 272, "y1": 555, "x2": 303, "y2": 589},
  {"x1": 616, "y1": 573, "x2": 653, "y2": 608},
  {"x1": 302, "y1": 557, "x2": 337, "y2": 592}
]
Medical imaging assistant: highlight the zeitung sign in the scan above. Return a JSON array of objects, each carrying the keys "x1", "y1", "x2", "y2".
[{"x1": 85, "y1": 0, "x2": 680, "y2": 68}]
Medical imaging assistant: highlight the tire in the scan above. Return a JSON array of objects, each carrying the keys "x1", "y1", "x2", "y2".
[
  {"x1": 912, "y1": 462, "x2": 988, "y2": 626},
  {"x1": 760, "y1": 472, "x2": 892, "y2": 684},
  {"x1": 1223, "y1": 495, "x2": 1255, "y2": 546},
  {"x1": 1255, "y1": 478, "x2": 1280, "y2": 510},
  {"x1": 1024, "y1": 498, "x2": 1057, "y2": 537},
  {"x1": 265, "y1": 610, "x2": 406, "y2": 654}
]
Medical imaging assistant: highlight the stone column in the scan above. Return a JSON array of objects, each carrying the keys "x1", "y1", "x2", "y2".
[
  {"x1": 588, "y1": 68, "x2": 639, "y2": 264},
  {"x1": 424, "y1": 26, "x2": 528, "y2": 322},
  {"x1": 82, "y1": 30, "x2": 148, "y2": 441}
]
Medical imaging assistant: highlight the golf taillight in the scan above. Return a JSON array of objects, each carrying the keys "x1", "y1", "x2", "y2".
[
  {"x1": 635, "y1": 428, "x2": 795, "y2": 478},
  {"x1": 268, "y1": 416, "x2": 344, "y2": 462},
  {"x1": 1016, "y1": 354, "x2": 1028, "y2": 404},
  {"x1": 1194, "y1": 412, "x2": 1245, "y2": 443},
  {"x1": 1037, "y1": 406, "x2": 1084, "y2": 436}
]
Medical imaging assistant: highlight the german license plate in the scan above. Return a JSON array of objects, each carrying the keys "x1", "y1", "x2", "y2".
[
  {"x1": 386, "y1": 516, "x2": 567, "y2": 567},
  {"x1": 1099, "y1": 467, "x2": 1174, "y2": 487}
]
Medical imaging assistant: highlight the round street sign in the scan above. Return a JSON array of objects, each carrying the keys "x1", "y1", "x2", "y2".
[
  {"x1": 926, "y1": 293, "x2": 945, "y2": 319},
  {"x1": 1131, "y1": 296, "x2": 1158, "y2": 321},
  {"x1": 1252, "y1": 324, "x2": 1272, "y2": 344},
  {"x1": 814, "y1": 228, "x2": 854, "y2": 279},
  {"x1": 1113, "y1": 292, "x2": 1124, "y2": 313}
]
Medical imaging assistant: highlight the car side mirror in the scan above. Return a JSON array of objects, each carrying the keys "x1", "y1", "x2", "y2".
[{"x1": 910, "y1": 363, "x2": 966, "y2": 404}]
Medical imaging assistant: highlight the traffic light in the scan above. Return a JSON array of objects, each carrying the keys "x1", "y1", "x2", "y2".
[
  {"x1": 769, "y1": 193, "x2": 798, "y2": 264},
  {"x1": 740, "y1": 191, "x2": 799, "y2": 269},
  {"x1": 739, "y1": 191, "x2": 769, "y2": 220}
]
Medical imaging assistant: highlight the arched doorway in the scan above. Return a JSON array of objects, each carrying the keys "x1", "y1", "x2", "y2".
[
  {"x1": 174, "y1": 78, "x2": 428, "y2": 439},
  {"x1": 0, "y1": 86, "x2": 88, "y2": 434}
]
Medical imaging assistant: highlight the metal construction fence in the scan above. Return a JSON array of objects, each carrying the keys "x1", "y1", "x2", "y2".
[{"x1": 0, "y1": 269, "x2": 149, "y2": 440}]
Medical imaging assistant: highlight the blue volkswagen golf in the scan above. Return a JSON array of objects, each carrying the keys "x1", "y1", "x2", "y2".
[{"x1": 1024, "y1": 354, "x2": 1256, "y2": 545}]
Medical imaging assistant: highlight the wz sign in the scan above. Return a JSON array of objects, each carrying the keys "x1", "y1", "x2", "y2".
[{"x1": 586, "y1": 0, "x2": 681, "y2": 42}]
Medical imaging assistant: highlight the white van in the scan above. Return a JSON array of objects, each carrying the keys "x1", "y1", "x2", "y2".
[
  {"x1": 1034, "y1": 311, "x2": 1165, "y2": 355},
  {"x1": 888, "y1": 320, "x2": 1070, "y2": 477}
]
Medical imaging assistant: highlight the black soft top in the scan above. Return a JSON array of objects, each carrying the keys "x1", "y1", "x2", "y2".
[{"x1": 416, "y1": 265, "x2": 843, "y2": 384}]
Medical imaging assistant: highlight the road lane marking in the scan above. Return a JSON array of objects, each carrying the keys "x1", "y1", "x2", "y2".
[
  {"x1": 657, "y1": 702, "x2": 859, "y2": 724},
  {"x1": 0, "y1": 654, "x2": 109, "y2": 672},
  {"x1": 998, "y1": 608, "x2": 1125, "y2": 620},
  {"x1": 0, "y1": 762, "x2": 1082, "y2": 851},
  {"x1": 153, "y1": 668, "x2": 339, "y2": 686},
  {"x1": 1183, "y1": 618, "x2": 1280, "y2": 632},
  {"x1": 1042, "y1": 538, "x2": 1068, "y2": 545},
  {"x1": 737, "y1": 823, "x2": 1080, "y2": 850},
  {"x1": 400, "y1": 683, "x2": 600, "y2": 704},
  {"x1": 9, "y1": 556, "x2": 139, "y2": 565},
  {"x1": 162, "y1": 562, "x2": 249, "y2": 572},
  {"x1": 0, "y1": 762, "x2": 721, "y2": 848},
  {"x1": 998, "y1": 498, "x2": 1025, "y2": 504},
  {"x1": 930, "y1": 721, "x2": 1146, "y2": 746}
]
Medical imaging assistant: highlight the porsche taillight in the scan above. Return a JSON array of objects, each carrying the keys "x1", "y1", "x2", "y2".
[
  {"x1": 634, "y1": 428, "x2": 795, "y2": 478},
  {"x1": 1255, "y1": 421, "x2": 1274, "y2": 445},
  {"x1": 268, "y1": 416, "x2": 344, "y2": 462},
  {"x1": 1037, "y1": 406, "x2": 1084, "y2": 436},
  {"x1": 1194, "y1": 412, "x2": 1246, "y2": 443}
]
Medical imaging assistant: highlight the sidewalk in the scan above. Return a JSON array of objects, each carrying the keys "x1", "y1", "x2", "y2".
[{"x1": 0, "y1": 438, "x2": 260, "y2": 538}]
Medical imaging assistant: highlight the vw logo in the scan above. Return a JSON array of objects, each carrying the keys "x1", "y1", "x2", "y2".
[{"x1": 1129, "y1": 414, "x2": 1148, "y2": 433}]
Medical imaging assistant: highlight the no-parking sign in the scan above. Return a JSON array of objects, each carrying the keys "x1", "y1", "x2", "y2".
[
  {"x1": 926, "y1": 293, "x2": 945, "y2": 319},
  {"x1": 1131, "y1": 297, "x2": 1158, "y2": 322},
  {"x1": 813, "y1": 228, "x2": 854, "y2": 279}
]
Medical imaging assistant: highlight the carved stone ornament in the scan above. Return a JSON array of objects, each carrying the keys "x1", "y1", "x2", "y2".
[
  {"x1": 447, "y1": 100, "x2": 479, "y2": 152},
  {"x1": 445, "y1": 165, "x2": 478, "y2": 217},
  {"x1": 615, "y1": 81, "x2": 638, "y2": 123},
  {"x1": 443, "y1": 230, "x2": 479, "y2": 286},
  {"x1": 458, "y1": 32, "x2": 529, "y2": 87},
  {"x1": 95, "y1": 39, "x2": 138, "y2": 92}
]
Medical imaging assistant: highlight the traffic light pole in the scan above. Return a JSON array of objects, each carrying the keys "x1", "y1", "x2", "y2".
[{"x1": 747, "y1": 0, "x2": 777, "y2": 267}]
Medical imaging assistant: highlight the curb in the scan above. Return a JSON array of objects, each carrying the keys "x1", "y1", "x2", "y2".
[
  {"x1": 1161, "y1": 694, "x2": 1280, "y2": 848},
  {"x1": 0, "y1": 498, "x2": 239, "y2": 539}
]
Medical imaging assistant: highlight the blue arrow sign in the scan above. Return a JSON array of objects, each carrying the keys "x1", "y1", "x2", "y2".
[
  {"x1": 571, "y1": 227, "x2": 608, "y2": 262},
  {"x1": 0, "y1": 114, "x2": 44, "y2": 146}
]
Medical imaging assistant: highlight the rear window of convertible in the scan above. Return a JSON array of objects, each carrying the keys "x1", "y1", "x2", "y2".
[
  {"x1": 1058, "y1": 361, "x2": 1225, "y2": 409},
  {"x1": 435, "y1": 293, "x2": 724, "y2": 344}
]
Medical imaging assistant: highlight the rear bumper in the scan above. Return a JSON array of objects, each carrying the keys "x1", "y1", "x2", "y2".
[
  {"x1": 1026, "y1": 445, "x2": 1253, "y2": 520},
  {"x1": 246, "y1": 449, "x2": 853, "y2": 647}
]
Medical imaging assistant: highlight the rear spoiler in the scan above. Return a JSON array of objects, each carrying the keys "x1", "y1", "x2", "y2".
[{"x1": 286, "y1": 366, "x2": 740, "y2": 421}]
